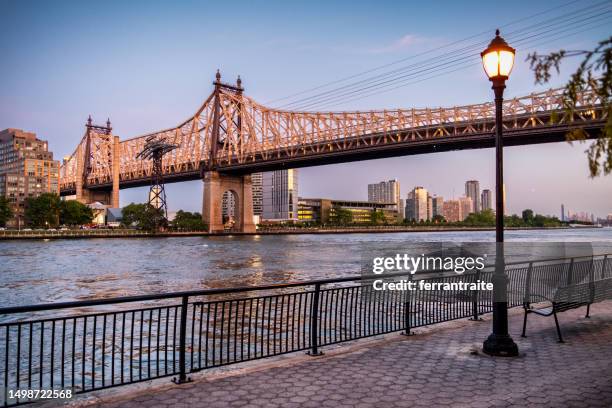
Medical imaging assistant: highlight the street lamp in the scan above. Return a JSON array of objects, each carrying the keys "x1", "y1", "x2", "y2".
[{"x1": 481, "y1": 30, "x2": 519, "y2": 357}]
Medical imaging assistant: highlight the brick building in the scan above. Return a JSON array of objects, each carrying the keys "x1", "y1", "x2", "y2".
[{"x1": 0, "y1": 128, "x2": 59, "y2": 227}]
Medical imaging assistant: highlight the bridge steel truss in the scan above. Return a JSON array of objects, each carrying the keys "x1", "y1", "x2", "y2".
[{"x1": 59, "y1": 76, "x2": 607, "y2": 195}]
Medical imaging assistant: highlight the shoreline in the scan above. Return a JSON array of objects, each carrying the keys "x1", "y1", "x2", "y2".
[{"x1": 0, "y1": 225, "x2": 603, "y2": 240}]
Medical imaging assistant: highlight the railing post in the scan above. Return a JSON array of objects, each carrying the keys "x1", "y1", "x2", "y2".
[
  {"x1": 307, "y1": 283, "x2": 323, "y2": 356},
  {"x1": 173, "y1": 295, "x2": 192, "y2": 383},
  {"x1": 602, "y1": 255, "x2": 609, "y2": 279},
  {"x1": 402, "y1": 278, "x2": 415, "y2": 336},
  {"x1": 469, "y1": 269, "x2": 483, "y2": 321}
]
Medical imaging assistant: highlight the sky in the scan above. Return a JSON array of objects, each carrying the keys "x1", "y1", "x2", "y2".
[{"x1": 1, "y1": 0, "x2": 611, "y2": 218}]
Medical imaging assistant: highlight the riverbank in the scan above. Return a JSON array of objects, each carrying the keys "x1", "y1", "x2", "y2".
[{"x1": 0, "y1": 225, "x2": 601, "y2": 240}]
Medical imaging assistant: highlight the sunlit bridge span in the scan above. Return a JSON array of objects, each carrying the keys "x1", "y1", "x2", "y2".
[{"x1": 59, "y1": 72, "x2": 607, "y2": 232}]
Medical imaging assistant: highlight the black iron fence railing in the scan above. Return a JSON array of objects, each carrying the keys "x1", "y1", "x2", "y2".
[{"x1": 0, "y1": 254, "x2": 610, "y2": 406}]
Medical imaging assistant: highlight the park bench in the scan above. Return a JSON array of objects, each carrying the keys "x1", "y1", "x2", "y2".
[{"x1": 521, "y1": 258, "x2": 612, "y2": 342}]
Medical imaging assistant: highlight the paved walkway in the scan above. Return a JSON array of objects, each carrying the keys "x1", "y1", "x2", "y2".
[{"x1": 84, "y1": 301, "x2": 612, "y2": 408}]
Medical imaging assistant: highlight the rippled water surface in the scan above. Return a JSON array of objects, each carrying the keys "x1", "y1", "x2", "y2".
[{"x1": 1, "y1": 228, "x2": 612, "y2": 307}]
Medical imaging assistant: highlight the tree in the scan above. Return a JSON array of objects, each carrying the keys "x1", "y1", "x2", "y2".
[
  {"x1": 331, "y1": 206, "x2": 353, "y2": 226},
  {"x1": 462, "y1": 209, "x2": 496, "y2": 226},
  {"x1": 527, "y1": 37, "x2": 612, "y2": 176},
  {"x1": 121, "y1": 203, "x2": 166, "y2": 231},
  {"x1": 0, "y1": 196, "x2": 12, "y2": 227},
  {"x1": 431, "y1": 214, "x2": 446, "y2": 224},
  {"x1": 369, "y1": 209, "x2": 386, "y2": 225},
  {"x1": 121, "y1": 203, "x2": 147, "y2": 227},
  {"x1": 522, "y1": 209, "x2": 534, "y2": 225},
  {"x1": 172, "y1": 210, "x2": 207, "y2": 230},
  {"x1": 59, "y1": 200, "x2": 94, "y2": 226},
  {"x1": 24, "y1": 193, "x2": 61, "y2": 228}
]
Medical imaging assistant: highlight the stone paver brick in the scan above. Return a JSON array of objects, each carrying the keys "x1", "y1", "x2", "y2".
[{"x1": 86, "y1": 301, "x2": 612, "y2": 407}]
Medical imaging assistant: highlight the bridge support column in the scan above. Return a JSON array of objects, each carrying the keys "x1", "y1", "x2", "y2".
[{"x1": 202, "y1": 171, "x2": 256, "y2": 233}]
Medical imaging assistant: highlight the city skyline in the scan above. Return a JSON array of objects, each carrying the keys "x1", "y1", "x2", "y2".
[{"x1": 1, "y1": 0, "x2": 611, "y2": 218}]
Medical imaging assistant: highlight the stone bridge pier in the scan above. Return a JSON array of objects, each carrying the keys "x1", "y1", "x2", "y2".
[{"x1": 202, "y1": 171, "x2": 256, "y2": 233}]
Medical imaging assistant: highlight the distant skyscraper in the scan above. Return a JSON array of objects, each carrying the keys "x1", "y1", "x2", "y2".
[
  {"x1": 458, "y1": 196, "x2": 473, "y2": 220},
  {"x1": 221, "y1": 190, "x2": 236, "y2": 220},
  {"x1": 368, "y1": 179, "x2": 401, "y2": 210},
  {"x1": 251, "y1": 173, "x2": 263, "y2": 216},
  {"x1": 465, "y1": 180, "x2": 480, "y2": 214},
  {"x1": 427, "y1": 195, "x2": 433, "y2": 221},
  {"x1": 405, "y1": 191, "x2": 415, "y2": 221},
  {"x1": 399, "y1": 198, "x2": 405, "y2": 220},
  {"x1": 405, "y1": 187, "x2": 428, "y2": 221},
  {"x1": 561, "y1": 204, "x2": 565, "y2": 222},
  {"x1": 442, "y1": 200, "x2": 461, "y2": 222},
  {"x1": 431, "y1": 196, "x2": 444, "y2": 218},
  {"x1": 481, "y1": 189, "x2": 492, "y2": 212},
  {"x1": 262, "y1": 169, "x2": 298, "y2": 221}
]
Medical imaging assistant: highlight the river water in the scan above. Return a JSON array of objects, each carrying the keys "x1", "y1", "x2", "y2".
[{"x1": 1, "y1": 228, "x2": 612, "y2": 308}]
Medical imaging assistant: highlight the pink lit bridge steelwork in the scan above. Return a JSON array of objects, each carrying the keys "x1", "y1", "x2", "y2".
[{"x1": 59, "y1": 72, "x2": 607, "y2": 232}]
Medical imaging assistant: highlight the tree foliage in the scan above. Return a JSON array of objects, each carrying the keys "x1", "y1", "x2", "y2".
[
  {"x1": 24, "y1": 193, "x2": 61, "y2": 228},
  {"x1": 172, "y1": 210, "x2": 207, "y2": 230},
  {"x1": 23, "y1": 195, "x2": 96, "y2": 228},
  {"x1": 330, "y1": 206, "x2": 353, "y2": 225},
  {"x1": 527, "y1": 37, "x2": 612, "y2": 176},
  {"x1": 121, "y1": 203, "x2": 167, "y2": 231},
  {"x1": 462, "y1": 209, "x2": 496, "y2": 227},
  {"x1": 369, "y1": 209, "x2": 386, "y2": 225},
  {"x1": 0, "y1": 196, "x2": 12, "y2": 226},
  {"x1": 60, "y1": 200, "x2": 94, "y2": 226},
  {"x1": 522, "y1": 209, "x2": 534, "y2": 224},
  {"x1": 431, "y1": 214, "x2": 446, "y2": 224}
]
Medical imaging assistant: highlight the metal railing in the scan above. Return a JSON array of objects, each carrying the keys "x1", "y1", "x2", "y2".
[{"x1": 0, "y1": 254, "x2": 610, "y2": 406}]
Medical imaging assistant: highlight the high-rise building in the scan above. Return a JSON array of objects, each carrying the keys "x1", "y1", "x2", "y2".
[
  {"x1": 262, "y1": 169, "x2": 298, "y2": 221},
  {"x1": 465, "y1": 180, "x2": 480, "y2": 214},
  {"x1": 431, "y1": 196, "x2": 444, "y2": 218},
  {"x1": 561, "y1": 204, "x2": 565, "y2": 222},
  {"x1": 481, "y1": 189, "x2": 492, "y2": 212},
  {"x1": 405, "y1": 186, "x2": 428, "y2": 221},
  {"x1": 405, "y1": 191, "x2": 415, "y2": 221},
  {"x1": 251, "y1": 172, "x2": 263, "y2": 216},
  {"x1": 0, "y1": 128, "x2": 59, "y2": 227},
  {"x1": 398, "y1": 198, "x2": 405, "y2": 220},
  {"x1": 368, "y1": 179, "x2": 401, "y2": 210},
  {"x1": 221, "y1": 190, "x2": 236, "y2": 220},
  {"x1": 441, "y1": 197, "x2": 472, "y2": 222},
  {"x1": 442, "y1": 200, "x2": 461, "y2": 222},
  {"x1": 427, "y1": 195, "x2": 433, "y2": 221},
  {"x1": 458, "y1": 196, "x2": 473, "y2": 220}
]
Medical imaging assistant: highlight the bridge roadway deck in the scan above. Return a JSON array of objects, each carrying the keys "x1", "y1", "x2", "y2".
[{"x1": 72, "y1": 301, "x2": 612, "y2": 408}]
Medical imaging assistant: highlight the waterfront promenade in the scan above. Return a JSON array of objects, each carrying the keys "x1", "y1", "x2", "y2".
[
  {"x1": 0, "y1": 226, "x2": 594, "y2": 240},
  {"x1": 74, "y1": 301, "x2": 612, "y2": 408}
]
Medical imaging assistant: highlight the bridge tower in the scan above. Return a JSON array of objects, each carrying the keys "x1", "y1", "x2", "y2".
[
  {"x1": 202, "y1": 71, "x2": 256, "y2": 233},
  {"x1": 75, "y1": 116, "x2": 120, "y2": 207},
  {"x1": 136, "y1": 135, "x2": 178, "y2": 225}
]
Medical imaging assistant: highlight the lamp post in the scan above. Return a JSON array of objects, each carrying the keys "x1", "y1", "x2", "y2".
[{"x1": 481, "y1": 30, "x2": 519, "y2": 357}]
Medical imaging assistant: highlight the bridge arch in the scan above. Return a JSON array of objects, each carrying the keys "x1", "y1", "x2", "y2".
[{"x1": 202, "y1": 171, "x2": 256, "y2": 233}]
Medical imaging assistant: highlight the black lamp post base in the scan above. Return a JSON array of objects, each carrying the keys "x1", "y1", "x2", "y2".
[{"x1": 483, "y1": 333, "x2": 519, "y2": 357}]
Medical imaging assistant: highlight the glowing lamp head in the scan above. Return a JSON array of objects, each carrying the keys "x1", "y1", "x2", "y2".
[{"x1": 481, "y1": 29, "x2": 515, "y2": 81}]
